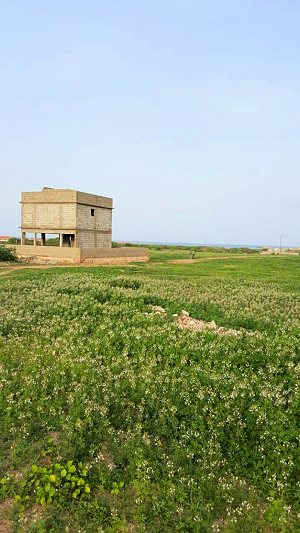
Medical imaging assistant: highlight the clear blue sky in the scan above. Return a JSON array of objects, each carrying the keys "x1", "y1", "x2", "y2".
[{"x1": 1, "y1": 0, "x2": 300, "y2": 246}]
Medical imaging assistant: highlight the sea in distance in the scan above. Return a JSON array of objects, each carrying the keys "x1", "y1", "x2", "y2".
[
  {"x1": 122, "y1": 241, "x2": 294, "y2": 249},
  {"x1": 136, "y1": 241, "x2": 261, "y2": 248}
]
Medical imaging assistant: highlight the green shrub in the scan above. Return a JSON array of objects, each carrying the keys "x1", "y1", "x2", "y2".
[{"x1": 0, "y1": 244, "x2": 17, "y2": 262}]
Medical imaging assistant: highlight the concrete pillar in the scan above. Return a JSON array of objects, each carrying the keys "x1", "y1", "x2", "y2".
[
  {"x1": 41, "y1": 233, "x2": 45, "y2": 246},
  {"x1": 21, "y1": 232, "x2": 26, "y2": 245},
  {"x1": 59, "y1": 233, "x2": 63, "y2": 247},
  {"x1": 33, "y1": 233, "x2": 37, "y2": 246}
]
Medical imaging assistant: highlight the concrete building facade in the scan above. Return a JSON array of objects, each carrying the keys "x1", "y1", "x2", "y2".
[
  {"x1": 21, "y1": 187, "x2": 113, "y2": 248},
  {"x1": 16, "y1": 187, "x2": 148, "y2": 264}
]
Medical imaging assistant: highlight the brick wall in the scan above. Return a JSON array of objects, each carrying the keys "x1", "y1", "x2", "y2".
[
  {"x1": 77, "y1": 205, "x2": 112, "y2": 231},
  {"x1": 96, "y1": 234, "x2": 111, "y2": 247},
  {"x1": 22, "y1": 203, "x2": 76, "y2": 230},
  {"x1": 77, "y1": 231, "x2": 94, "y2": 248},
  {"x1": 81, "y1": 246, "x2": 149, "y2": 261},
  {"x1": 77, "y1": 204, "x2": 112, "y2": 248},
  {"x1": 80, "y1": 247, "x2": 149, "y2": 260},
  {"x1": 13, "y1": 245, "x2": 148, "y2": 264},
  {"x1": 96, "y1": 208, "x2": 112, "y2": 231},
  {"x1": 77, "y1": 205, "x2": 95, "y2": 230},
  {"x1": 15, "y1": 245, "x2": 81, "y2": 261}
]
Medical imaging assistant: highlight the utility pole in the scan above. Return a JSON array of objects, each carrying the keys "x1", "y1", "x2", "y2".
[{"x1": 279, "y1": 234, "x2": 283, "y2": 255}]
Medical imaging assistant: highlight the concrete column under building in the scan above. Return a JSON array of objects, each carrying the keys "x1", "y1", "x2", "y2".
[
  {"x1": 59, "y1": 233, "x2": 63, "y2": 247},
  {"x1": 21, "y1": 232, "x2": 26, "y2": 245},
  {"x1": 33, "y1": 233, "x2": 37, "y2": 246}
]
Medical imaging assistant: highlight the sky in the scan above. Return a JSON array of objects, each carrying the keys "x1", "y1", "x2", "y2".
[{"x1": 0, "y1": 0, "x2": 300, "y2": 246}]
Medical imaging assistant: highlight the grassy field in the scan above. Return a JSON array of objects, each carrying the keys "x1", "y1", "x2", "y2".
[{"x1": 0, "y1": 252, "x2": 299, "y2": 531}]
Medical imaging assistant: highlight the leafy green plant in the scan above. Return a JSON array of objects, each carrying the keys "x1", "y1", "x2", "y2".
[
  {"x1": 14, "y1": 461, "x2": 90, "y2": 508},
  {"x1": 0, "y1": 244, "x2": 17, "y2": 262},
  {"x1": 110, "y1": 481, "x2": 124, "y2": 495}
]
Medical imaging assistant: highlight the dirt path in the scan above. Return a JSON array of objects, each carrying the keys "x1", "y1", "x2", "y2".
[{"x1": 167, "y1": 255, "x2": 261, "y2": 264}]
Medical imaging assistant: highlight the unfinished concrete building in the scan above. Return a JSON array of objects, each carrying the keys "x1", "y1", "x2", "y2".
[
  {"x1": 21, "y1": 187, "x2": 113, "y2": 249},
  {"x1": 16, "y1": 187, "x2": 148, "y2": 264}
]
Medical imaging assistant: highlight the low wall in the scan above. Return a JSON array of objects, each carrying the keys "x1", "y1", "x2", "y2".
[
  {"x1": 14, "y1": 245, "x2": 80, "y2": 263},
  {"x1": 80, "y1": 247, "x2": 148, "y2": 261},
  {"x1": 13, "y1": 245, "x2": 148, "y2": 264}
]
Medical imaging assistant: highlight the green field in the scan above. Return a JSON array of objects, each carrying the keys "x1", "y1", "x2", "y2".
[{"x1": 0, "y1": 253, "x2": 300, "y2": 531}]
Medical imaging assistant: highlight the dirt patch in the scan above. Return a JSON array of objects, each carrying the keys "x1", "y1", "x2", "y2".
[
  {"x1": 96, "y1": 449, "x2": 116, "y2": 471},
  {"x1": 20, "y1": 505, "x2": 45, "y2": 532},
  {"x1": 48, "y1": 431, "x2": 61, "y2": 444},
  {"x1": 0, "y1": 519, "x2": 13, "y2": 533},
  {"x1": 0, "y1": 499, "x2": 15, "y2": 533},
  {"x1": 9, "y1": 469, "x2": 23, "y2": 481},
  {"x1": 101, "y1": 451, "x2": 115, "y2": 471},
  {"x1": 168, "y1": 259, "x2": 196, "y2": 264}
]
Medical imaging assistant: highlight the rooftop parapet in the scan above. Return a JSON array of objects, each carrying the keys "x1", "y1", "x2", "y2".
[{"x1": 21, "y1": 188, "x2": 113, "y2": 209}]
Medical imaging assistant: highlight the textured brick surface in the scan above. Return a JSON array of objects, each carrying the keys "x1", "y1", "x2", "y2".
[{"x1": 22, "y1": 203, "x2": 76, "y2": 230}]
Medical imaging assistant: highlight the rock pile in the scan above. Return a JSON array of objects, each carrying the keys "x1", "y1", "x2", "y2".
[
  {"x1": 144, "y1": 306, "x2": 257, "y2": 337},
  {"x1": 175, "y1": 310, "x2": 242, "y2": 337}
]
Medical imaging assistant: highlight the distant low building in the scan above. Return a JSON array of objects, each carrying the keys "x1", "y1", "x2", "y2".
[{"x1": 0, "y1": 236, "x2": 10, "y2": 243}]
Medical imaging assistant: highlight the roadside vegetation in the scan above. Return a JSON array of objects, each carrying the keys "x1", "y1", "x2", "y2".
[
  {"x1": 0, "y1": 244, "x2": 17, "y2": 263},
  {"x1": 0, "y1": 253, "x2": 299, "y2": 531}
]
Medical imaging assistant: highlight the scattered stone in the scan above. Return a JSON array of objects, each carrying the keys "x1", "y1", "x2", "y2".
[
  {"x1": 172, "y1": 313, "x2": 179, "y2": 317},
  {"x1": 180, "y1": 310, "x2": 190, "y2": 317},
  {"x1": 151, "y1": 305, "x2": 166, "y2": 314}
]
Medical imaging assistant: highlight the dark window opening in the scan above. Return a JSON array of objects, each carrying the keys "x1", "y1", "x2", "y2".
[
  {"x1": 62, "y1": 234, "x2": 75, "y2": 247},
  {"x1": 91, "y1": 208, "x2": 95, "y2": 216}
]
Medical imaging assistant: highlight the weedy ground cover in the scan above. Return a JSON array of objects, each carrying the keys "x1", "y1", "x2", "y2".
[{"x1": 0, "y1": 254, "x2": 299, "y2": 531}]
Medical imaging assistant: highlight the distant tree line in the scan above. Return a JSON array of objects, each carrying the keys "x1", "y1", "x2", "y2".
[{"x1": 112, "y1": 242, "x2": 259, "y2": 254}]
